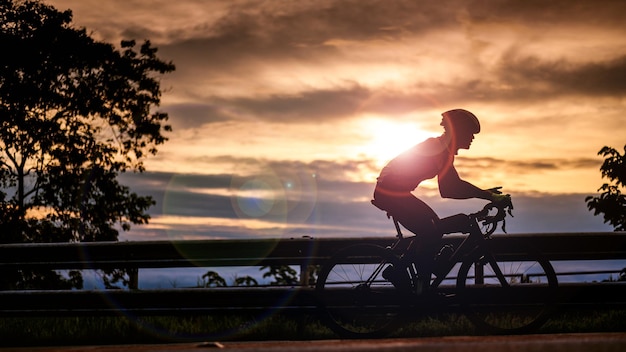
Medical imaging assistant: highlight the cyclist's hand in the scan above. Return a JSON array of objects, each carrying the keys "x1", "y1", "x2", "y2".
[
  {"x1": 490, "y1": 191, "x2": 512, "y2": 207},
  {"x1": 487, "y1": 186, "x2": 503, "y2": 195}
]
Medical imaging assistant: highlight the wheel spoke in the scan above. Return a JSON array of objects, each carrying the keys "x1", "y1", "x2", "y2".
[
  {"x1": 457, "y1": 255, "x2": 557, "y2": 334},
  {"x1": 317, "y1": 244, "x2": 409, "y2": 338}
]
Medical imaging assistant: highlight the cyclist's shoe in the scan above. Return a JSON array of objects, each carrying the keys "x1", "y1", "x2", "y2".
[
  {"x1": 433, "y1": 245, "x2": 454, "y2": 278},
  {"x1": 382, "y1": 265, "x2": 410, "y2": 290},
  {"x1": 382, "y1": 265, "x2": 394, "y2": 281}
]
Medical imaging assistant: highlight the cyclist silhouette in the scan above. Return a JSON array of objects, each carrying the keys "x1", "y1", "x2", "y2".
[{"x1": 372, "y1": 109, "x2": 509, "y2": 291}]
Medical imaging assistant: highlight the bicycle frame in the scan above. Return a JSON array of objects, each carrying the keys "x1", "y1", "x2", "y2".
[
  {"x1": 386, "y1": 214, "x2": 510, "y2": 291},
  {"x1": 432, "y1": 229, "x2": 510, "y2": 288}
]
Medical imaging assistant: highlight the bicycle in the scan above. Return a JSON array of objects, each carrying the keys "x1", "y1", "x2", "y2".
[{"x1": 316, "y1": 197, "x2": 558, "y2": 338}]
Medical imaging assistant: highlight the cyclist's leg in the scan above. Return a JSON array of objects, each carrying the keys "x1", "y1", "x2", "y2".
[
  {"x1": 373, "y1": 191, "x2": 441, "y2": 292},
  {"x1": 437, "y1": 214, "x2": 473, "y2": 235}
]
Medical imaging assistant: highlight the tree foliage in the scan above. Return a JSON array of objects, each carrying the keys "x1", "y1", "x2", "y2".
[
  {"x1": 234, "y1": 276, "x2": 259, "y2": 287},
  {"x1": 197, "y1": 270, "x2": 258, "y2": 287},
  {"x1": 261, "y1": 265, "x2": 299, "y2": 286},
  {"x1": 0, "y1": 0, "x2": 174, "y2": 289},
  {"x1": 585, "y1": 145, "x2": 626, "y2": 232},
  {"x1": 200, "y1": 271, "x2": 227, "y2": 288}
]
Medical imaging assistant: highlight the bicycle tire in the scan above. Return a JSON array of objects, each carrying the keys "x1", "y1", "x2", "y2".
[
  {"x1": 456, "y1": 252, "x2": 558, "y2": 334},
  {"x1": 316, "y1": 244, "x2": 411, "y2": 338}
]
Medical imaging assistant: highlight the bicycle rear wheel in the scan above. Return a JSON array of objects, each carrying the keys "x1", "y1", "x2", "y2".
[
  {"x1": 456, "y1": 253, "x2": 557, "y2": 334},
  {"x1": 316, "y1": 244, "x2": 411, "y2": 338}
]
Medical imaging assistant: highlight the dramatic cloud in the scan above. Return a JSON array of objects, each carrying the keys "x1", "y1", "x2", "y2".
[
  {"x1": 495, "y1": 53, "x2": 626, "y2": 98},
  {"x1": 119, "y1": 168, "x2": 612, "y2": 241},
  {"x1": 44, "y1": 0, "x2": 626, "y2": 242}
]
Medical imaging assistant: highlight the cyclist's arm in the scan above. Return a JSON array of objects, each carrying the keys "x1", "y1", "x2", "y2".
[{"x1": 438, "y1": 165, "x2": 494, "y2": 200}]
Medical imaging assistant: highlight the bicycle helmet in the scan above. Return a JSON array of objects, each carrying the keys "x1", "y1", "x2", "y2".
[{"x1": 440, "y1": 109, "x2": 480, "y2": 134}]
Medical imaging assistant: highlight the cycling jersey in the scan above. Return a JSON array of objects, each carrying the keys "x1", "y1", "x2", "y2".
[{"x1": 376, "y1": 137, "x2": 454, "y2": 195}]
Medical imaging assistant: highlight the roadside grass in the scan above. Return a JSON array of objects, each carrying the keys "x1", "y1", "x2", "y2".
[
  {"x1": 2, "y1": 309, "x2": 625, "y2": 347},
  {"x1": 542, "y1": 309, "x2": 626, "y2": 334},
  {"x1": 0, "y1": 313, "x2": 333, "y2": 346}
]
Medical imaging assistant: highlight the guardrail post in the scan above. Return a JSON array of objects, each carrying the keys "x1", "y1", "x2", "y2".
[
  {"x1": 300, "y1": 264, "x2": 309, "y2": 287},
  {"x1": 129, "y1": 268, "x2": 139, "y2": 290}
]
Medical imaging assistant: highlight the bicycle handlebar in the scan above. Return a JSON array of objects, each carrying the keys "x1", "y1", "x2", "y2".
[{"x1": 469, "y1": 195, "x2": 514, "y2": 236}]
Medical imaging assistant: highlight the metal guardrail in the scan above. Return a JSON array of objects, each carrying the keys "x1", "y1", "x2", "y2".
[
  {"x1": 0, "y1": 283, "x2": 625, "y2": 317},
  {"x1": 1, "y1": 232, "x2": 625, "y2": 316},
  {"x1": 2, "y1": 232, "x2": 626, "y2": 269}
]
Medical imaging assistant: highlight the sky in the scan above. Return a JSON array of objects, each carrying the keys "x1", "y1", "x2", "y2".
[{"x1": 45, "y1": 0, "x2": 626, "y2": 242}]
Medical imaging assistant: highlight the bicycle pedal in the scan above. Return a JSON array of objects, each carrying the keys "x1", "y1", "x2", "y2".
[{"x1": 439, "y1": 293, "x2": 456, "y2": 298}]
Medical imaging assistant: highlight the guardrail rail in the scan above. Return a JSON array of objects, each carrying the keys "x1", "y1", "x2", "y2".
[{"x1": 1, "y1": 232, "x2": 625, "y2": 316}]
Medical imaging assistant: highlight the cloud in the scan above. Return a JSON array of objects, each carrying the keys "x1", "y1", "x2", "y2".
[
  {"x1": 121, "y1": 170, "x2": 613, "y2": 241},
  {"x1": 120, "y1": 154, "x2": 603, "y2": 220},
  {"x1": 398, "y1": 54, "x2": 626, "y2": 108},
  {"x1": 165, "y1": 103, "x2": 233, "y2": 127},
  {"x1": 495, "y1": 53, "x2": 626, "y2": 98},
  {"x1": 464, "y1": 0, "x2": 626, "y2": 29},
  {"x1": 456, "y1": 156, "x2": 601, "y2": 174},
  {"x1": 165, "y1": 84, "x2": 467, "y2": 126},
  {"x1": 208, "y1": 85, "x2": 371, "y2": 123},
  {"x1": 113, "y1": 0, "x2": 626, "y2": 131},
  {"x1": 161, "y1": 48, "x2": 626, "y2": 127}
]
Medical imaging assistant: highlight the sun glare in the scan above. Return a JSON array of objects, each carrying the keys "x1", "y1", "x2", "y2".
[{"x1": 361, "y1": 118, "x2": 438, "y2": 167}]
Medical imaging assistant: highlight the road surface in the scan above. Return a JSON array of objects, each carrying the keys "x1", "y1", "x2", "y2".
[{"x1": 2, "y1": 333, "x2": 626, "y2": 352}]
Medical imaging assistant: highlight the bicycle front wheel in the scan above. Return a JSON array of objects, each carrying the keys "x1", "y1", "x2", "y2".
[
  {"x1": 456, "y1": 253, "x2": 558, "y2": 334},
  {"x1": 316, "y1": 244, "x2": 411, "y2": 338}
]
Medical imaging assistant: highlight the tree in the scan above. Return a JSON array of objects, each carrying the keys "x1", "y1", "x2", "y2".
[
  {"x1": 200, "y1": 271, "x2": 227, "y2": 288},
  {"x1": 0, "y1": 1, "x2": 174, "y2": 289},
  {"x1": 585, "y1": 145, "x2": 626, "y2": 232},
  {"x1": 234, "y1": 276, "x2": 259, "y2": 287},
  {"x1": 261, "y1": 265, "x2": 299, "y2": 286}
]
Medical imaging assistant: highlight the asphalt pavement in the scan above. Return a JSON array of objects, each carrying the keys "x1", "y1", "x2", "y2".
[{"x1": 2, "y1": 333, "x2": 626, "y2": 352}]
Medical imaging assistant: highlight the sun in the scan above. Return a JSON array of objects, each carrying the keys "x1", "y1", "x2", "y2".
[{"x1": 361, "y1": 118, "x2": 438, "y2": 167}]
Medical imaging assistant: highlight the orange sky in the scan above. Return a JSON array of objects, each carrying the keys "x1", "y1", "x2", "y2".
[{"x1": 46, "y1": 0, "x2": 625, "y2": 240}]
